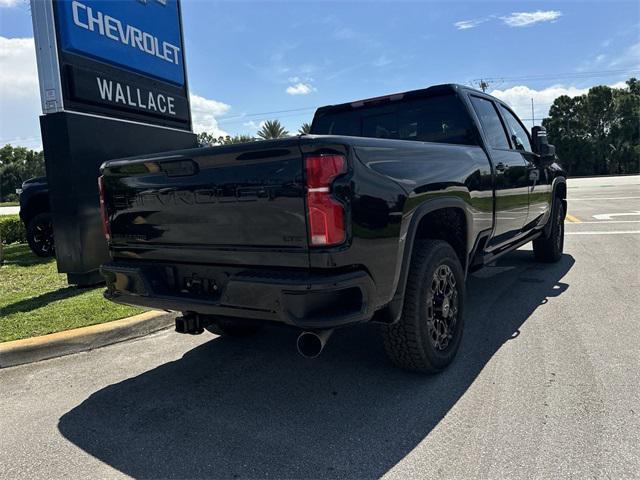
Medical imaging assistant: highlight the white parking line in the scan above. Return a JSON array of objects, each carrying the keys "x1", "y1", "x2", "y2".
[
  {"x1": 565, "y1": 220, "x2": 640, "y2": 224},
  {"x1": 593, "y1": 211, "x2": 640, "y2": 220},
  {"x1": 565, "y1": 230, "x2": 640, "y2": 235},
  {"x1": 570, "y1": 196, "x2": 640, "y2": 201}
]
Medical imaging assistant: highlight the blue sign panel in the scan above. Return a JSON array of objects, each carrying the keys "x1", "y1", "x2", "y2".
[{"x1": 55, "y1": 0, "x2": 185, "y2": 86}]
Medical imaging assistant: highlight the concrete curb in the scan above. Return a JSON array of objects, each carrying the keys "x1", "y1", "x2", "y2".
[{"x1": 0, "y1": 311, "x2": 175, "y2": 368}]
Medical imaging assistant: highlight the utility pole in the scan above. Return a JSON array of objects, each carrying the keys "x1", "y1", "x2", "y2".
[
  {"x1": 470, "y1": 79, "x2": 491, "y2": 92},
  {"x1": 479, "y1": 80, "x2": 489, "y2": 93},
  {"x1": 531, "y1": 98, "x2": 535, "y2": 129},
  {"x1": 471, "y1": 78, "x2": 504, "y2": 93}
]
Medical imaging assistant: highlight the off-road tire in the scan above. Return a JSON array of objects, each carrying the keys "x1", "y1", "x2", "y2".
[
  {"x1": 382, "y1": 239, "x2": 466, "y2": 373},
  {"x1": 205, "y1": 317, "x2": 259, "y2": 337},
  {"x1": 533, "y1": 200, "x2": 564, "y2": 263},
  {"x1": 26, "y1": 212, "x2": 55, "y2": 257}
]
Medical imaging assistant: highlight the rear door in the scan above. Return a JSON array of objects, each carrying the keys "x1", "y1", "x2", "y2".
[{"x1": 469, "y1": 95, "x2": 529, "y2": 247}]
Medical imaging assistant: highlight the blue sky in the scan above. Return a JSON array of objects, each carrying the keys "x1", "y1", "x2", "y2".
[{"x1": 1, "y1": 0, "x2": 639, "y2": 147}]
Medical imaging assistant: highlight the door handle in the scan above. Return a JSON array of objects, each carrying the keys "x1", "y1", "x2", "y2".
[{"x1": 495, "y1": 162, "x2": 507, "y2": 173}]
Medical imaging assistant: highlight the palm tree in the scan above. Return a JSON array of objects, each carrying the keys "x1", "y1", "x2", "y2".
[
  {"x1": 197, "y1": 132, "x2": 217, "y2": 146},
  {"x1": 257, "y1": 120, "x2": 289, "y2": 140},
  {"x1": 298, "y1": 122, "x2": 312, "y2": 135},
  {"x1": 197, "y1": 133, "x2": 256, "y2": 146}
]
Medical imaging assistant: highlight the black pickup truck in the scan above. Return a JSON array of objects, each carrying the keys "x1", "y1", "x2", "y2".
[{"x1": 99, "y1": 84, "x2": 566, "y2": 373}]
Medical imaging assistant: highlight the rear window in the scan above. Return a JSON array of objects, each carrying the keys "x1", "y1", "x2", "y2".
[{"x1": 312, "y1": 94, "x2": 477, "y2": 146}]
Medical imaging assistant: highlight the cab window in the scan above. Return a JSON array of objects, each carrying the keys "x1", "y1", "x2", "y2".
[
  {"x1": 469, "y1": 96, "x2": 510, "y2": 150},
  {"x1": 313, "y1": 94, "x2": 477, "y2": 146},
  {"x1": 499, "y1": 105, "x2": 532, "y2": 152}
]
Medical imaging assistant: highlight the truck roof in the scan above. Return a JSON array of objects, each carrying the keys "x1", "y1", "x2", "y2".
[{"x1": 314, "y1": 83, "x2": 487, "y2": 115}]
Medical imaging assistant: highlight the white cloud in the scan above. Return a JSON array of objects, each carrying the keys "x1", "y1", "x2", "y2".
[
  {"x1": 608, "y1": 41, "x2": 640, "y2": 68},
  {"x1": 609, "y1": 81, "x2": 629, "y2": 89},
  {"x1": 189, "y1": 93, "x2": 230, "y2": 136},
  {"x1": 455, "y1": 11, "x2": 561, "y2": 31},
  {"x1": 454, "y1": 18, "x2": 489, "y2": 30},
  {"x1": 0, "y1": 37, "x2": 39, "y2": 98},
  {"x1": 0, "y1": 36, "x2": 42, "y2": 149},
  {"x1": 490, "y1": 85, "x2": 589, "y2": 124},
  {"x1": 501, "y1": 10, "x2": 562, "y2": 27},
  {"x1": 286, "y1": 82, "x2": 316, "y2": 95},
  {"x1": 0, "y1": 0, "x2": 22, "y2": 7},
  {"x1": 489, "y1": 81, "x2": 628, "y2": 125},
  {"x1": 243, "y1": 120, "x2": 266, "y2": 131},
  {"x1": 0, "y1": 36, "x2": 231, "y2": 146}
]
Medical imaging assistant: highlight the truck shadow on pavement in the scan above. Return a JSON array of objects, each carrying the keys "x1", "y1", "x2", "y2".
[{"x1": 58, "y1": 250, "x2": 574, "y2": 479}]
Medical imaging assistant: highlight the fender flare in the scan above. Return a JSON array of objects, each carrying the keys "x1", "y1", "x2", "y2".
[
  {"x1": 544, "y1": 176, "x2": 567, "y2": 237},
  {"x1": 385, "y1": 196, "x2": 475, "y2": 322},
  {"x1": 19, "y1": 191, "x2": 50, "y2": 223}
]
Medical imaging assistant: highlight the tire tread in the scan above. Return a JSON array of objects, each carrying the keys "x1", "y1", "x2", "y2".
[
  {"x1": 382, "y1": 239, "x2": 464, "y2": 373},
  {"x1": 533, "y1": 201, "x2": 564, "y2": 263}
]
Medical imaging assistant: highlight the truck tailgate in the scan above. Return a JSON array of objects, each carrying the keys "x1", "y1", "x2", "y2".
[{"x1": 101, "y1": 139, "x2": 309, "y2": 265}]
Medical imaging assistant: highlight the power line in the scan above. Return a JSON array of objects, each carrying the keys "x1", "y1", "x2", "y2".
[
  {"x1": 221, "y1": 69, "x2": 638, "y2": 127},
  {"x1": 217, "y1": 109, "x2": 315, "y2": 127},
  {"x1": 217, "y1": 106, "x2": 317, "y2": 122},
  {"x1": 471, "y1": 68, "x2": 639, "y2": 87}
]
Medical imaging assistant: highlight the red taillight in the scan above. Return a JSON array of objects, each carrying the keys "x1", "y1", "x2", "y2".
[
  {"x1": 97, "y1": 175, "x2": 110, "y2": 241},
  {"x1": 305, "y1": 154, "x2": 346, "y2": 246}
]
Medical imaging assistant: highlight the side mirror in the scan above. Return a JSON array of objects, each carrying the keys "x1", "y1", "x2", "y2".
[
  {"x1": 511, "y1": 134, "x2": 525, "y2": 151},
  {"x1": 531, "y1": 126, "x2": 555, "y2": 164}
]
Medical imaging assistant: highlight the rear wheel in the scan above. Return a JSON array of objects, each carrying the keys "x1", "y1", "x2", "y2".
[
  {"x1": 533, "y1": 200, "x2": 564, "y2": 263},
  {"x1": 204, "y1": 317, "x2": 259, "y2": 337},
  {"x1": 26, "y1": 212, "x2": 55, "y2": 257},
  {"x1": 382, "y1": 239, "x2": 466, "y2": 373}
]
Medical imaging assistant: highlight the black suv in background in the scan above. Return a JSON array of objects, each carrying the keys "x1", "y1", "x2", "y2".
[{"x1": 18, "y1": 176, "x2": 55, "y2": 257}]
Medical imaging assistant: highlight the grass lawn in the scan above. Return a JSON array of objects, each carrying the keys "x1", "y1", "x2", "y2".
[
  {"x1": 0, "y1": 244, "x2": 143, "y2": 342},
  {"x1": 0, "y1": 201, "x2": 19, "y2": 207}
]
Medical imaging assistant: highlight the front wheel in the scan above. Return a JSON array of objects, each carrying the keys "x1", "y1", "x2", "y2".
[
  {"x1": 382, "y1": 239, "x2": 466, "y2": 374},
  {"x1": 26, "y1": 212, "x2": 55, "y2": 257},
  {"x1": 533, "y1": 200, "x2": 564, "y2": 263}
]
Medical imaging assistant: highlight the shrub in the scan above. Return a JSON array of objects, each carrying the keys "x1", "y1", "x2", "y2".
[{"x1": 0, "y1": 214, "x2": 26, "y2": 245}]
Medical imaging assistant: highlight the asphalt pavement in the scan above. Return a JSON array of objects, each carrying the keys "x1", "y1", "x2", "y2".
[{"x1": 1, "y1": 175, "x2": 638, "y2": 479}]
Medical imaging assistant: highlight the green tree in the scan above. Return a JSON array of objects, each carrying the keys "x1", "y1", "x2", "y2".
[
  {"x1": 197, "y1": 131, "x2": 218, "y2": 146},
  {"x1": 298, "y1": 122, "x2": 312, "y2": 135},
  {"x1": 197, "y1": 133, "x2": 256, "y2": 146},
  {"x1": 609, "y1": 79, "x2": 640, "y2": 174},
  {"x1": 543, "y1": 78, "x2": 639, "y2": 176},
  {"x1": 257, "y1": 120, "x2": 289, "y2": 140},
  {"x1": 0, "y1": 145, "x2": 45, "y2": 202},
  {"x1": 222, "y1": 135, "x2": 256, "y2": 144}
]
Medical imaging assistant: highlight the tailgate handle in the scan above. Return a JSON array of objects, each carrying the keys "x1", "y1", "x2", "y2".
[{"x1": 160, "y1": 159, "x2": 199, "y2": 177}]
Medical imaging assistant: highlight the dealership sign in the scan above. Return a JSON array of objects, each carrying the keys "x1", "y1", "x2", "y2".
[
  {"x1": 31, "y1": 0, "x2": 191, "y2": 130},
  {"x1": 56, "y1": 0, "x2": 184, "y2": 85}
]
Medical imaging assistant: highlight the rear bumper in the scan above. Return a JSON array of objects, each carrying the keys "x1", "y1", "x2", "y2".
[{"x1": 101, "y1": 262, "x2": 376, "y2": 329}]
